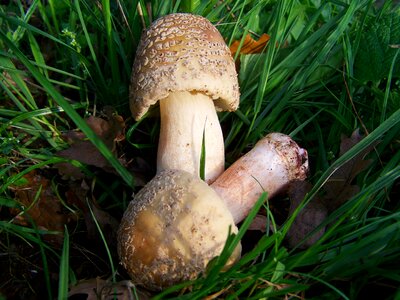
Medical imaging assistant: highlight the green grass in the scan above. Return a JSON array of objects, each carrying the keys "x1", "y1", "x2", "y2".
[{"x1": 1, "y1": 0, "x2": 400, "y2": 299}]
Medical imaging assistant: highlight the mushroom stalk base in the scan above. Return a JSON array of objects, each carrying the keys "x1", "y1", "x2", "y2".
[
  {"x1": 211, "y1": 133, "x2": 309, "y2": 224},
  {"x1": 157, "y1": 91, "x2": 225, "y2": 183}
]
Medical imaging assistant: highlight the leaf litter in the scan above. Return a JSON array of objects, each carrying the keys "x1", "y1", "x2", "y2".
[
  {"x1": 7, "y1": 108, "x2": 131, "y2": 247},
  {"x1": 3, "y1": 105, "x2": 156, "y2": 297},
  {"x1": 68, "y1": 277, "x2": 150, "y2": 300},
  {"x1": 55, "y1": 106, "x2": 126, "y2": 180},
  {"x1": 55, "y1": 106, "x2": 150, "y2": 186},
  {"x1": 229, "y1": 33, "x2": 272, "y2": 71},
  {"x1": 8, "y1": 169, "x2": 122, "y2": 248},
  {"x1": 9, "y1": 170, "x2": 78, "y2": 246},
  {"x1": 286, "y1": 129, "x2": 376, "y2": 248},
  {"x1": 230, "y1": 33, "x2": 271, "y2": 56}
]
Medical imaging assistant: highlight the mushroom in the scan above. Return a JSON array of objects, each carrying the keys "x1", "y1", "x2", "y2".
[
  {"x1": 117, "y1": 133, "x2": 308, "y2": 289},
  {"x1": 129, "y1": 13, "x2": 239, "y2": 183},
  {"x1": 117, "y1": 169, "x2": 241, "y2": 290},
  {"x1": 211, "y1": 133, "x2": 309, "y2": 224}
]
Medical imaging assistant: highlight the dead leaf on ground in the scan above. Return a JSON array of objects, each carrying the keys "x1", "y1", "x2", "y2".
[
  {"x1": 229, "y1": 33, "x2": 270, "y2": 72},
  {"x1": 230, "y1": 33, "x2": 271, "y2": 56},
  {"x1": 229, "y1": 33, "x2": 288, "y2": 72},
  {"x1": 286, "y1": 181, "x2": 327, "y2": 248},
  {"x1": 66, "y1": 181, "x2": 119, "y2": 245},
  {"x1": 56, "y1": 107, "x2": 126, "y2": 180},
  {"x1": 9, "y1": 170, "x2": 78, "y2": 246},
  {"x1": 247, "y1": 214, "x2": 270, "y2": 232},
  {"x1": 68, "y1": 277, "x2": 150, "y2": 300},
  {"x1": 322, "y1": 129, "x2": 374, "y2": 211},
  {"x1": 9, "y1": 171, "x2": 120, "y2": 246},
  {"x1": 286, "y1": 129, "x2": 376, "y2": 249}
]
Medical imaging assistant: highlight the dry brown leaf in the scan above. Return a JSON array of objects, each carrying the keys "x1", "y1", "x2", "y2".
[
  {"x1": 10, "y1": 169, "x2": 121, "y2": 246},
  {"x1": 230, "y1": 33, "x2": 271, "y2": 56},
  {"x1": 286, "y1": 129, "x2": 376, "y2": 249},
  {"x1": 286, "y1": 181, "x2": 327, "y2": 249},
  {"x1": 66, "y1": 181, "x2": 119, "y2": 245},
  {"x1": 68, "y1": 277, "x2": 150, "y2": 300},
  {"x1": 9, "y1": 170, "x2": 77, "y2": 246},
  {"x1": 56, "y1": 107, "x2": 126, "y2": 180},
  {"x1": 247, "y1": 214, "x2": 269, "y2": 232},
  {"x1": 322, "y1": 129, "x2": 375, "y2": 211},
  {"x1": 86, "y1": 106, "x2": 126, "y2": 151}
]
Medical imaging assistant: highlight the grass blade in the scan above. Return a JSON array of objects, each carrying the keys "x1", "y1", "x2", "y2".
[{"x1": 58, "y1": 227, "x2": 70, "y2": 300}]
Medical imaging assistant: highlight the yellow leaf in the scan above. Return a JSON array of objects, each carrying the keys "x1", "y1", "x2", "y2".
[{"x1": 230, "y1": 33, "x2": 271, "y2": 56}]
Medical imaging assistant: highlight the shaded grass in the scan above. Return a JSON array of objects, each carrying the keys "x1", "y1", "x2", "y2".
[
  {"x1": 58, "y1": 227, "x2": 70, "y2": 300},
  {"x1": 1, "y1": 0, "x2": 399, "y2": 299}
]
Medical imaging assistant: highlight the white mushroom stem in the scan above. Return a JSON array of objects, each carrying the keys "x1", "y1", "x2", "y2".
[
  {"x1": 157, "y1": 91, "x2": 225, "y2": 183},
  {"x1": 211, "y1": 133, "x2": 309, "y2": 224}
]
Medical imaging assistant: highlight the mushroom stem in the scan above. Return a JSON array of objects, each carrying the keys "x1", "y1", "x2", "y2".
[
  {"x1": 211, "y1": 133, "x2": 309, "y2": 224},
  {"x1": 157, "y1": 91, "x2": 225, "y2": 183}
]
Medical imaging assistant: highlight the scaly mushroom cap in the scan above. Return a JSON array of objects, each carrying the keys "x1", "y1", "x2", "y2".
[
  {"x1": 129, "y1": 13, "x2": 240, "y2": 120},
  {"x1": 117, "y1": 169, "x2": 241, "y2": 290}
]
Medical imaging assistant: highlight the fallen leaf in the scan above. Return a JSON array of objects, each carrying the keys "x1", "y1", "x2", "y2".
[
  {"x1": 286, "y1": 181, "x2": 327, "y2": 249},
  {"x1": 9, "y1": 170, "x2": 78, "y2": 246},
  {"x1": 68, "y1": 277, "x2": 150, "y2": 300},
  {"x1": 66, "y1": 181, "x2": 119, "y2": 245},
  {"x1": 230, "y1": 33, "x2": 271, "y2": 56},
  {"x1": 9, "y1": 170, "x2": 120, "y2": 246},
  {"x1": 56, "y1": 107, "x2": 126, "y2": 180},
  {"x1": 322, "y1": 129, "x2": 374, "y2": 211},
  {"x1": 286, "y1": 129, "x2": 376, "y2": 249},
  {"x1": 229, "y1": 33, "x2": 287, "y2": 71},
  {"x1": 248, "y1": 214, "x2": 269, "y2": 232},
  {"x1": 86, "y1": 106, "x2": 126, "y2": 151}
]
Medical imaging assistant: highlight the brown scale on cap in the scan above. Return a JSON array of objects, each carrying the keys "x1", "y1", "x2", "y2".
[{"x1": 130, "y1": 13, "x2": 239, "y2": 120}]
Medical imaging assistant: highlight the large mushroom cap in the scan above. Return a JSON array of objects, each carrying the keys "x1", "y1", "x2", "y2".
[
  {"x1": 129, "y1": 13, "x2": 240, "y2": 120},
  {"x1": 117, "y1": 169, "x2": 241, "y2": 290}
]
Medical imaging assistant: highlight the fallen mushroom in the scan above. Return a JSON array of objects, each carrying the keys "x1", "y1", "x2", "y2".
[
  {"x1": 129, "y1": 13, "x2": 239, "y2": 183},
  {"x1": 117, "y1": 169, "x2": 241, "y2": 290},
  {"x1": 211, "y1": 133, "x2": 309, "y2": 224}
]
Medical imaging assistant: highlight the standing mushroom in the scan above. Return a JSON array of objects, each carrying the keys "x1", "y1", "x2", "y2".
[
  {"x1": 130, "y1": 13, "x2": 239, "y2": 183},
  {"x1": 211, "y1": 133, "x2": 309, "y2": 224},
  {"x1": 117, "y1": 169, "x2": 241, "y2": 290}
]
